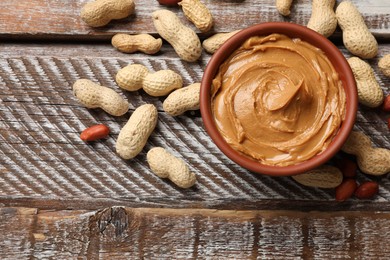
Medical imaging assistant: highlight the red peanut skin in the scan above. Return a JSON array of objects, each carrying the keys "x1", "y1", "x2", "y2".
[
  {"x1": 80, "y1": 124, "x2": 110, "y2": 141},
  {"x1": 355, "y1": 181, "x2": 379, "y2": 199},
  {"x1": 335, "y1": 179, "x2": 358, "y2": 202},
  {"x1": 387, "y1": 118, "x2": 390, "y2": 131},
  {"x1": 335, "y1": 158, "x2": 358, "y2": 178},
  {"x1": 383, "y1": 95, "x2": 390, "y2": 112},
  {"x1": 157, "y1": 0, "x2": 180, "y2": 6}
]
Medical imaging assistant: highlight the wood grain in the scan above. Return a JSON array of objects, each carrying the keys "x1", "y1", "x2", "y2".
[
  {"x1": 0, "y1": 0, "x2": 390, "y2": 257},
  {"x1": 1, "y1": 206, "x2": 390, "y2": 259},
  {"x1": 0, "y1": 0, "x2": 389, "y2": 40},
  {"x1": 0, "y1": 43, "x2": 389, "y2": 211}
]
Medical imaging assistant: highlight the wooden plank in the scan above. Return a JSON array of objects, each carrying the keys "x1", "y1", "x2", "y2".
[
  {"x1": 0, "y1": 0, "x2": 389, "y2": 40},
  {"x1": 0, "y1": 207, "x2": 37, "y2": 259},
  {"x1": 0, "y1": 43, "x2": 389, "y2": 211},
  {"x1": 1, "y1": 207, "x2": 390, "y2": 258},
  {"x1": 2, "y1": 196, "x2": 390, "y2": 212}
]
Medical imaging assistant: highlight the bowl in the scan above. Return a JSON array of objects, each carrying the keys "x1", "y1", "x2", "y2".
[{"x1": 200, "y1": 22, "x2": 358, "y2": 176}]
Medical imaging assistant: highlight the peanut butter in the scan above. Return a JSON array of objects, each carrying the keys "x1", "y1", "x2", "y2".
[{"x1": 211, "y1": 34, "x2": 346, "y2": 166}]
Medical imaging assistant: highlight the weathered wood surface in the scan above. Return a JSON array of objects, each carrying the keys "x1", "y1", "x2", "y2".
[
  {"x1": 1, "y1": 0, "x2": 390, "y2": 258},
  {"x1": 1, "y1": 206, "x2": 390, "y2": 259},
  {"x1": 0, "y1": 43, "x2": 389, "y2": 211},
  {"x1": 0, "y1": 44, "x2": 390, "y2": 210},
  {"x1": 0, "y1": 0, "x2": 389, "y2": 40}
]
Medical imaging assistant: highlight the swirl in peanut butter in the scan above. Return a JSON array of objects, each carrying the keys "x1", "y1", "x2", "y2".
[{"x1": 212, "y1": 34, "x2": 346, "y2": 166}]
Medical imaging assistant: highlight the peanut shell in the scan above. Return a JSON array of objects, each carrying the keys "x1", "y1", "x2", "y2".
[
  {"x1": 116, "y1": 104, "x2": 158, "y2": 159},
  {"x1": 143, "y1": 70, "x2": 183, "y2": 97},
  {"x1": 347, "y1": 57, "x2": 384, "y2": 108},
  {"x1": 179, "y1": 0, "x2": 213, "y2": 32},
  {"x1": 73, "y1": 79, "x2": 129, "y2": 116},
  {"x1": 163, "y1": 83, "x2": 200, "y2": 116},
  {"x1": 378, "y1": 54, "x2": 390, "y2": 77},
  {"x1": 116, "y1": 64, "x2": 149, "y2": 91},
  {"x1": 336, "y1": 1, "x2": 378, "y2": 59},
  {"x1": 292, "y1": 165, "x2": 343, "y2": 188},
  {"x1": 80, "y1": 0, "x2": 135, "y2": 27},
  {"x1": 202, "y1": 30, "x2": 241, "y2": 54},
  {"x1": 307, "y1": 0, "x2": 337, "y2": 38},
  {"x1": 152, "y1": 9, "x2": 202, "y2": 62},
  {"x1": 342, "y1": 131, "x2": 390, "y2": 176},
  {"x1": 112, "y1": 34, "x2": 162, "y2": 54},
  {"x1": 147, "y1": 147, "x2": 196, "y2": 188}
]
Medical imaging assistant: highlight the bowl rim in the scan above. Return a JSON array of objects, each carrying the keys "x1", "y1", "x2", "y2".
[{"x1": 200, "y1": 22, "x2": 358, "y2": 176}]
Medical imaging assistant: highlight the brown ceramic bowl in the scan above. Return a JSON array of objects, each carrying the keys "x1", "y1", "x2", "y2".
[{"x1": 200, "y1": 22, "x2": 357, "y2": 176}]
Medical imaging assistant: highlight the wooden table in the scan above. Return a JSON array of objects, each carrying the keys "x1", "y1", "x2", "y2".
[{"x1": 1, "y1": 0, "x2": 389, "y2": 258}]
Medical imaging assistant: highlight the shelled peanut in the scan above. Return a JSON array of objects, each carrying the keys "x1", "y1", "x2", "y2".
[
  {"x1": 335, "y1": 157, "x2": 357, "y2": 178},
  {"x1": 152, "y1": 9, "x2": 202, "y2": 62},
  {"x1": 347, "y1": 57, "x2": 384, "y2": 108},
  {"x1": 80, "y1": 0, "x2": 135, "y2": 27},
  {"x1": 147, "y1": 147, "x2": 196, "y2": 188},
  {"x1": 307, "y1": 0, "x2": 337, "y2": 38},
  {"x1": 354, "y1": 181, "x2": 379, "y2": 199},
  {"x1": 202, "y1": 30, "x2": 241, "y2": 54},
  {"x1": 73, "y1": 79, "x2": 129, "y2": 116},
  {"x1": 336, "y1": 1, "x2": 378, "y2": 59},
  {"x1": 335, "y1": 179, "x2": 358, "y2": 202},
  {"x1": 116, "y1": 104, "x2": 158, "y2": 159},
  {"x1": 383, "y1": 95, "x2": 390, "y2": 131},
  {"x1": 116, "y1": 64, "x2": 183, "y2": 96},
  {"x1": 335, "y1": 156, "x2": 380, "y2": 201},
  {"x1": 157, "y1": 0, "x2": 180, "y2": 6},
  {"x1": 179, "y1": 0, "x2": 213, "y2": 32},
  {"x1": 384, "y1": 95, "x2": 390, "y2": 112},
  {"x1": 80, "y1": 124, "x2": 110, "y2": 142},
  {"x1": 336, "y1": 179, "x2": 380, "y2": 201},
  {"x1": 111, "y1": 34, "x2": 162, "y2": 54},
  {"x1": 163, "y1": 83, "x2": 200, "y2": 116}
]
